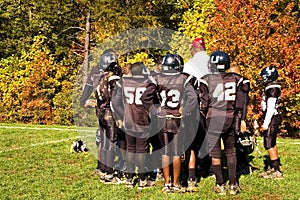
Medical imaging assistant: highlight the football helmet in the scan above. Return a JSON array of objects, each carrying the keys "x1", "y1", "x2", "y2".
[
  {"x1": 175, "y1": 54, "x2": 184, "y2": 72},
  {"x1": 71, "y1": 139, "x2": 89, "y2": 153},
  {"x1": 105, "y1": 62, "x2": 122, "y2": 76},
  {"x1": 208, "y1": 51, "x2": 230, "y2": 72},
  {"x1": 99, "y1": 51, "x2": 118, "y2": 70},
  {"x1": 260, "y1": 66, "x2": 278, "y2": 84},
  {"x1": 162, "y1": 54, "x2": 181, "y2": 72},
  {"x1": 130, "y1": 62, "x2": 148, "y2": 76},
  {"x1": 236, "y1": 131, "x2": 255, "y2": 155}
]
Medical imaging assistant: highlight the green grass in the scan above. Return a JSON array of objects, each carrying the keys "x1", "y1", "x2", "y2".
[{"x1": 0, "y1": 123, "x2": 299, "y2": 200}]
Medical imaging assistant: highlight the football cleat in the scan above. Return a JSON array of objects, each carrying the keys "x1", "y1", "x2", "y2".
[
  {"x1": 213, "y1": 184, "x2": 227, "y2": 195},
  {"x1": 259, "y1": 168, "x2": 283, "y2": 179},
  {"x1": 161, "y1": 183, "x2": 172, "y2": 193},
  {"x1": 186, "y1": 179, "x2": 198, "y2": 192},
  {"x1": 229, "y1": 184, "x2": 241, "y2": 195}
]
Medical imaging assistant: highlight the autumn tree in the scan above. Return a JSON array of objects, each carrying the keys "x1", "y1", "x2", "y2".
[{"x1": 208, "y1": 0, "x2": 300, "y2": 136}]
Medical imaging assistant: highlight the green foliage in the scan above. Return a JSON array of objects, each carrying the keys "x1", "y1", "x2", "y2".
[
  {"x1": 0, "y1": 124, "x2": 300, "y2": 199},
  {"x1": 169, "y1": 0, "x2": 216, "y2": 61},
  {"x1": 0, "y1": 0, "x2": 299, "y2": 136},
  {"x1": 0, "y1": 36, "x2": 78, "y2": 125},
  {"x1": 0, "y1": 0, "x2": 84, "y2": 60}
]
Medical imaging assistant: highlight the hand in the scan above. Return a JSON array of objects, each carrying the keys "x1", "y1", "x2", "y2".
[
  {"x1": 240, "y1": 120, "x2": 247, "y2": 133},
  {"x1": 116, "y1": 119, "x2": 123, "y2": 128},
  {"x1": 261, "y1": 126, "x2": 268, "y2": 131},
  {"x1": 83, "y1": 99, "x2": 97, "y2": 108},
  {"x1": 178, "y1": 107, "x2": 183, "y2": 115}
]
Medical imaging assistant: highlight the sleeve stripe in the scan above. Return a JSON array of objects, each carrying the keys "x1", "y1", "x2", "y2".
[
  {"x1": 237, "y1": 77, "x2": 244, "y2": 87},
  {"x1": 197, "y1": 78, "x2": 208, "y2": 86},
  {"x1": 108, "y1": 75, "x2": 120, "y2": 82},
  {"x1": 116, "y1": 81, "x2": 122, "y2": 88},
  {"x1": 266, "y1": 84, "x2": 281, "y2": 90},
  {"x1": 243, "y1": 79, "x2": 250, "y2": 84},
  {"x1": 184, "y1": 75, "x2": 193, "y2": 87},
  {"x1": 148, "y1": 75, "x2": 157, "y2": 85}
]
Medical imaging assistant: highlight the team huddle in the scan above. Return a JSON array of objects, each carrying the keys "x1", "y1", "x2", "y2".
[{"x1": 80, "y1": 38, "x2": 283, "y2": 195}]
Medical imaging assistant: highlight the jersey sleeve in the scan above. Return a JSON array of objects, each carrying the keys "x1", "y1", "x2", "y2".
[
  {"x1": 111, "y1": 79, "x2": 124, "y2": 120},
  {"x1": 242, "y1": 78, "x2": 251, "y2": 93},
  {"x1": 182, "y1": 81, "x2": 198, "y2": 115},
  {"x1": 241, "y1": 77, "x2": 250, "y2": 120},
  {"x1": 234, "y1": 77, "x2": 245, "y2": 112},
  {"x1": 265, "y1": 87, "x2": 281, "y2": 98},
  {"x1": 140, "y1": 83, "x2": 158, "y2": 114},
  {"x1": 197, "y1": 78, "x2": 209, "y2": 115}
]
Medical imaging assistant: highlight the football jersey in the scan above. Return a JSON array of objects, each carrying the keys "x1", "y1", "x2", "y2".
[
  {"x1": 112, "y1": 74, "x2": 154, "y2": 133},
  {"x1": 141, "y1": 72, "x2": 197, "y2": 117},
  {"x1": 261, "y1": 81, "x2": 281, "y2": 128},
  {"x1": 93, "y1": 71, "x2": 120, "y2": 109},
  {"x1": 241, "y1": 77, "x2": 251, "y2": 120},
  {"x1": 201, "y1": 72, "x2": 245, "y2": 115},
  {"x1": 184, "y1": 73, "x2": 209, "y2": 115}
]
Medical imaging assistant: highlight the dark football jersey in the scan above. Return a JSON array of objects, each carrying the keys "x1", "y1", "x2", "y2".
[
  {"x1": 112, "y1": 74, "x2": 155, "y2": 133},
  {"x1": 93, "y1": 72, "x2": 120, "y2": 109},
  {"x1": 241, "y1": 77, "x2": 250, "y2": 120},
  {"x1": 200, "y1": 72, "x2": 245, "y2": 119},
  {"x1": 141, "y1": 72, "x2": 198, "y2": 117}
]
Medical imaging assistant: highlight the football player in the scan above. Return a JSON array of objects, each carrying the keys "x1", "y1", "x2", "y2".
[
  {"x1": 227, "y1": 65, "x2": 251, "y2": 175},
  {"x1": 111, "y1": 62, "x2": 156, "y2": 189},
  {"x1": 141, "y1": 54, "x2": 198, "y2": 193},
  {"x1": 258, "y1": 66, "x2": 283, "y2": 179},
  {"x1": 80, "y1": 49, "x2": 123, "y2": 184},
  {"x1": 199, "y1": 51, "x2": 245, "y2": 195}
]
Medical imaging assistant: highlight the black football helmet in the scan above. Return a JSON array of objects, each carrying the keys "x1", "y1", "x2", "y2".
[
  {"x1": 208, "y1": 51, "x2": 230, "y2": 72},
  {"x1": 162, "y1": 54, "x2": 181, "y2": 72},
  {"x1": 260, "y1": 66, "x2": 278, "y2": 84},
  {"x1": 99, "y1": 50, "x2": 118, "y2": 70},
  {"x1": 71, "y1": 139, "x2": 89, "y2": 153},
  {"x1": 236, "y1": 130, "x2": 255, "y2": 155},
  {"x1": 175, "y1": 54, "x2": 184, "y2": 72},
  {"x1": 105, "y1": 62, "x2": 122, "y2": 76}
]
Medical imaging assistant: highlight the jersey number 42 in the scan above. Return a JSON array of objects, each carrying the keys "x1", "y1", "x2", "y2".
[{"x1": 212, "y1": 82, "x2": 236, "y2": 101}]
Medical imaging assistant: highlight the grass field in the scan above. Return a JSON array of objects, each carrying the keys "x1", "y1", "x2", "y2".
[{"x1": 0, "y1": 123, "x2": 299, "y2": 200}]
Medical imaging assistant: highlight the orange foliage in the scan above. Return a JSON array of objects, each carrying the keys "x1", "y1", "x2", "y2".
[{"x1": 209, "y1": 0, "x2": 300, "y2": 136}]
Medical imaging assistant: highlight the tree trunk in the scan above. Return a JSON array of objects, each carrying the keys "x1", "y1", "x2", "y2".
[{"x1": 82, "y1": 11, "x2": 90, "y2": 90}]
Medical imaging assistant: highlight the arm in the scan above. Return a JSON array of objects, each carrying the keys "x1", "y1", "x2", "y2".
[
  {"x1": 262, "y1": 97, "x2": 277, "y2": 129},
  {"x1": 80, "y1": 84, "x2": 94, "y2": 107},
  {"x1": 80, "y1": 67, "x2": 99, "y2": 107},
  {"x1": 140, "y1": 83, "x2": 159, "y2": 115},
  {"x1": 197, "y1": 78, "x2": 209, "y2": 116},
  {"x1": 233, "y1": 80, "x2": 245, "y2": 135},
  {"x1": 111, "y1": 80, "x2": 124, "y2": 121},
  {"x1": 262, "y1": 86, "x2": 280, "y2": 130},
  {"x1": 181, "y1": 82, "x2": 198, "y2": 115}
]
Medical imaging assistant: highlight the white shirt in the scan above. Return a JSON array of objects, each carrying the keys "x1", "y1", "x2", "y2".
[{"x1": 183, "y1": 51, "x2": 210, "y2": 79}]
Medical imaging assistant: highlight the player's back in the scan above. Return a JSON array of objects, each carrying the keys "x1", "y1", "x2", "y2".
[
  {"x1": 202, "y1": 72, "x2": 243, "y2": 113},
  {"x1": 121, "y1": 74, "x2": 152, "y2": 133},
  {"x1": 154, "y1": 72, "x2": 187, "y2": 117}
]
